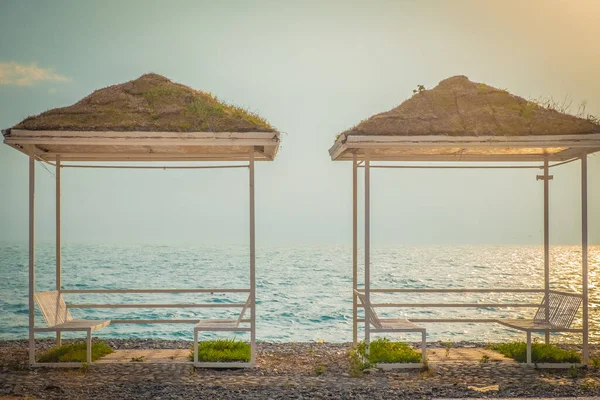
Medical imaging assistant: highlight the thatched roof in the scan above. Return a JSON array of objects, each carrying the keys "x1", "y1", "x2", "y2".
[
  {"x1": 340, "y1": 75, "x2": 600, "y2": 138},
  {"x1": 10, "y1": 73, "x2": 275, "y2": 133}
]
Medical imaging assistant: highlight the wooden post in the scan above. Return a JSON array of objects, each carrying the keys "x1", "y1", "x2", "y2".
[
  {"x1": 56, "y1": 155, "x2": 62, "y2": 347},
  {"x1": 249, "y1": 148, "x2": 256, "y2": 365},
  {"x1": 352, "y1": 152, "x2": 358, "y2": 345},
  {"x1": 543, "y1": 158, "x2": 550, "y2": 344},
  {"x1": 28, "y1": 150, "x2": 36, "y2": 364},
  {"x1": 581, "y1": 155, "x2": 589, "y2": 365},
  {"x1": 364, "y1": 153, "x2": 371, "y2": 353}
]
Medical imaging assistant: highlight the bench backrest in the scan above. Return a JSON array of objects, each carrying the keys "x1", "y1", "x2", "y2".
[
  {"x1": 237, "y1": 295, "x2": 252, "y2": 325},
  {"x1": 533, "y1": 292, "x2": 582, "y2": 328},
  {"x1": 34, "y1": 291, "x2": 73, "y2": 328},
  {"x1": 355, "y1": 290, "x2": 383, "y2": 329}
]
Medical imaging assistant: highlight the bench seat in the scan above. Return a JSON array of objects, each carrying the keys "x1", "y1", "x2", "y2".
[{"x1": 34, "y1": 319, "x2": 111, "y2": 332}]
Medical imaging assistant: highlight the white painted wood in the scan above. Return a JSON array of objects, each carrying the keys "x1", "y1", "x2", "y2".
[
  {"x1": 329, "y1": 132, "x2": 600, "y2": 161},
  {"x1": 28, "y1": 150, "x2": 35, "y2": 365},
  {"x1": 344, "y1": 133, "x2": 600, "y2": 144},
  {"x1": 7, "y1": 137, "x2": 278, "y2": 147},
  {"x1": 543, "y1": 158, "x2": 550, "y2": 344},
  {"x1": 11, "y1": 129, "x2": 280, "y2": 140},
  {"x1": 364, "y1": 153, "x2": 371, "y2": 354},
  {"x1": 334, "y1": 152, "x2": 577, "y2": 162},
  {"x1": 364, "y1": 303, "x2": 539, "y2": 308},
  {"x1": 60, "y1": 165, "x2": 249, "y2": 170},
  {"x1": 86, "y1": 329, "x2": 92, "y2": 363},
  {"x1": 39, "y1": 154, "x2": 270, "y2": 162},
  {"x1": 249, "y1": 149, "x2": 256, "y2": 365},
  {"x1": 193, "y1": 330, "x2": 198, "y2": 363},
  {"x1": 346, "y1": 141, "x2": 595, "y2": 149},
  {"x1": 60, "y1": 288, "x2": 250, "y2": 294},
  {"x1": 359, "y1": 288, "x2": 543, "y2": 293},
  {"x1": 66, "y1": 303, "x2": 247, "y2": 308},
  {"x1": 582, "y1": 155, "x2": 589, "y2": 365},
  {"x1": 194, "y1": 362, "x2": 254, "y2": 368},
  {"x1": 109, "y1": 319, "x2": 201, "y2": 324},
  {"x1": 407, "y1": 318, "x2": 497, "y2": 323},
  {"x1": 193, "y1": 327, "x2": 252, "y2": 332},
  {"x1": 55, "y1": 155, "x2": 61, "y2": 347},
  {"x1": 376, "y1": 362, "x2": 425, "y2": 370},
  {"x1": 352, "y1": 152, "x2": 358, "y2": 345},
  {"x1": 527, "y1": 332, "x2": 532, "y2": 364},
  {"x1": 368, "y1": 165, "x2": 544, "y2": 169},
  {"x1": 34, "y1": 322, "x2": 111, "y2": 333}
]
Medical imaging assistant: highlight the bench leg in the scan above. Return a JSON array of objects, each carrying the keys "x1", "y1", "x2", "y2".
[
  {"x1": 193, "y1": 330, "x2": 199, "y2": 364},
  {"x1": 421, "y1": 331, "x2": 427, "y2": 363},
  {"x1": 526, "y1": 332, "x2": 532, "y2": 364},
  {"x1": 86, "y1": 330, "x2": 92, "y2": 363}
]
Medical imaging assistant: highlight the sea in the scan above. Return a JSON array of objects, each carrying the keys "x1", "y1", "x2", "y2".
[{"x1": 0, "y1": 242, "x2": 597, "y2": 344}]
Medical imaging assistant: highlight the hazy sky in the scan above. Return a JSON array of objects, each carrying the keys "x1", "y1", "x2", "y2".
[{"x1": 0, "y1": 0, "x2": 599, "y2": 246}]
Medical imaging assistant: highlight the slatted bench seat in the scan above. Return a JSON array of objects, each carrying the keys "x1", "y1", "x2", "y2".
[
  {"x1": 193, "y1": 296, "x2": 252, "y2": 367},
  {"x1": 34, "y1": 291, "x2": 111, "y2": 363},
  {"x1": 497, "y1": 291, "x2": 582, "y2": 364},
  {"x1": 355, "y1": 290, "x2": 426, "y2": 365}
]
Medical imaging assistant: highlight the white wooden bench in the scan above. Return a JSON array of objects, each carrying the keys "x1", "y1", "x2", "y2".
[
  {"x1": 34, "y1": 291, "x2": 111, "y2": 363},
  {"x1": 193, "y1": 295, "x2": 252, "y2": 367},
  {"x1": 497, "y1": 291, "x2": 582, "y2": 365},
  {"x1": 355, "y1": 290, "x2": 426, "y2": 367}
]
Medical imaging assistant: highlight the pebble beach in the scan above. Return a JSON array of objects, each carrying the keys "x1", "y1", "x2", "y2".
[{"x1": 2, "y1": 339, "x2": 600, "y2": 399}]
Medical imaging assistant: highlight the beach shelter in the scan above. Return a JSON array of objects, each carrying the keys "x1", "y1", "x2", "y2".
[
  {"x1": 329, "y1": 76, "x2": 600, "y2": 365},
  {"x1": 2, "y1": 73, "x2": 280, "y2": 367}
]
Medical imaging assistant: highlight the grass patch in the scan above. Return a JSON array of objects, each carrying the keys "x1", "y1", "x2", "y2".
[
  {"x1": 38, "y1": 341, "x2": 113, "y2": 363},
  {"x1": 189, "y1": 339, "x2": 250, "y2": 363},
  {"x1": 490, "y1": 342, "x2": 581, "y2": 363},
  {"x1": 357, "y1": 338, "x2": 421, "y2": 364}
]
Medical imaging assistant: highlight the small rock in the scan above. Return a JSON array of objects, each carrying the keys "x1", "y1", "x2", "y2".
[{"x1": 363, "y1": 368, "x2": 379, "y2": 374}]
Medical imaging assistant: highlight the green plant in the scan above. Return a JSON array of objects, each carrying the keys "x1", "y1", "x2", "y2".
[
  {"x1": 442, "y1": 341, "x2": 453, "y2": 357},
  {"x1": 580, "y1": 379, "x2": 597, "y2": 390},
  {"x1": 421, "y1": 359, "x2": 434, "y2": 377},
  {"x1": 189, "y1": 339, "x2": 250, "y2": 363},
  {"x1": 413, "y1": 84, "x2": 426, "y2": 94},
  {"x1": 480, "y1": 354, "x2": 490, "y2": 363},
  {"x1": 490, "y1": 342, "x2": 581, "y2": 364},
  {"x1": 590, "y1": 357, "x2": 600, "y2": 369},
  {"x1": 79, "y1": 362, "x2": 89, "y2": 374},
  {"x1": 357, "y1": 338, "x2": 421, "y2": 364},
  {"x1": 130, "y1": 356, "x2": 146, "y2": 362},
  {"x1": 315, "y1": 365, "x2": 326, "y2": 375},
  {"x1": 568, "y1": 365, "x2": 580, "y2": 379},
  {"x1": 38, "y1": 341, "x2": 114, "y2": 363},
  {"x1": 348, "y1": 346, "x2": 371, "y2": 377}
]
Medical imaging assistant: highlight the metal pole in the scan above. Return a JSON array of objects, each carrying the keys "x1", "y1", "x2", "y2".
[
  {"x1": 581, "y1": 155, "x2": 589, "y2": 364},
  {"x1": 543, "y1": 158, "x2": 550, "y2": 344},
  {"x1": 28, "y1": 150, "x2": 36, "y2": 364},
  {"x1": 55, "y1": 155, "x2": 62, "y2": 347},
  {"x1": 249, "y1": 148, "x2": 256, "y2": 365},
  {"x1": 364, "y1": 153, "x2": 371, "y2": 353},
  {"x1": 352, "y1": 152, "x2": 358, "y2": 345}
]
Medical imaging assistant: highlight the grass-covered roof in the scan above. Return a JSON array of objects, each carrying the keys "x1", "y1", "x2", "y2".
[
  {"x1": 340, "y1": 75, "x2": 600, "y2": 138},
  {"x1": 11, "y1": 73, "x2": 276, "y2": 133}
]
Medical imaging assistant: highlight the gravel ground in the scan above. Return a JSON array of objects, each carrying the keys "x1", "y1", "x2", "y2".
[{"x1": 1, "y1": 339, "x2": 600, "y2": 399}]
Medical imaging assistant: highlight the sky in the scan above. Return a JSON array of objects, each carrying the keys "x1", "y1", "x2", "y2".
[{"x1": 0, "y1": 0, "x2": 599, "y2": 246}]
